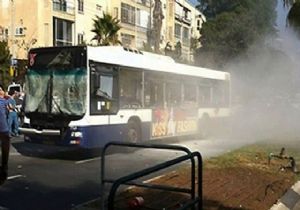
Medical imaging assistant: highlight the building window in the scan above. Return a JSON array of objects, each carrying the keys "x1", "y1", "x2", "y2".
[
  {"x1": 78, "y1": 0, "x2": 84, "y2": 13},
  {"x1": 44, "y1": 23, "x2": 50, "y2": 46},
  {"x1": 78, "y1": 33, "x2": 84, "y2": 45},
  {"x1": 53, "y1": 0, "x2": 67, "y2": 12},
  {"x1": 121, "y1": 33, "x2": 133, "y2": 47},
  {"x1": 96, "y1": 4, "x2": 102, "y2": 11},
  {"x1": 4, "y1": 28, "x2": 9, "y2": 36},
  {"x1": 136, "y1": 9, "x2": 149, "y2": 28},
  {"x1": 121, "y1": 3, "x2": 136, "y2": 25},
  {"x1": 183, "y1": 27, "x2": 189, "y2": 44},
  {"x1": 136, "y1": 8, "x2": 141, "y2": 26},
  {"x1": 15, "y1": 27, "x2": 25, "y2": 36},
  {"x1": 175, "y1": 23, "x2": 181, "y2": 38},
  {"x1": 53, "y1": 17, "x2": 73, "y2": 46},
  {"x1": 113, "y1": 7, "x2": 118, "y2": 18}
]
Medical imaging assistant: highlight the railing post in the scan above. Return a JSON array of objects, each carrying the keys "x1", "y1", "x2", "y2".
[{"x1": 100, "y1": 141, "x2": 203, "y2": 210}]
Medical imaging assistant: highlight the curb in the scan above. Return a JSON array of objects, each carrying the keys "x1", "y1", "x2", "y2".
[{"x1": 270, "y1": 181, "x2": 300, "y2": 210}]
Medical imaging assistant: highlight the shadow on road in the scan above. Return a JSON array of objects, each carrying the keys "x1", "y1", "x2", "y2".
[
  {"x1": 11, "y1": 136, "x2": 189, "y2": 161},
  {"x1": 12, "y1": 141, "x2": 102, "y2": 161}
]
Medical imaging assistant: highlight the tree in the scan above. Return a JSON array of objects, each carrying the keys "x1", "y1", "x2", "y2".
[
  {"x1": 287, "y1": 0, "x2": 300, "y2": 33},
  {"x1": 195, "y1": 0, "x2": 276, "y2": 68},
  {"x1": 152, "y1": 0, "x2": 164, "y2": 53},
  {"x1": 91, "y1": 13, "x2": 121, "y2": 46},
  {"x1": 0, "y1": 40, "x2": 11, "y2": 87}
]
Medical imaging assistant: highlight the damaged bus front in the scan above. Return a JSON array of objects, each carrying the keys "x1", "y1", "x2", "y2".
[{"x1": 20, "y1": 46, "x2": 87, "y2": 146}]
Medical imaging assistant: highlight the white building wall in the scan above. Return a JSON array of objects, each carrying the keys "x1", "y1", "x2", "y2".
[{"x1": 74, "y1": 0, "x2": 109, "y2": 45}]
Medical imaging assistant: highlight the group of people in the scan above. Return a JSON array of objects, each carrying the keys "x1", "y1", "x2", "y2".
[
  {"x1": 6, "y1": 89, "x2": 20, "y2": 137},
  {"x1": 0, "y1": 84, "x2": 10, "y2": 185},
  {"x1": 0, "y1": 84, "x2": 22, "y2": 185}
]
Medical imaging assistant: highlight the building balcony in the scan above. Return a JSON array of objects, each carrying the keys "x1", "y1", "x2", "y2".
[
  {"x1": 175, "y1": 16, "x2": 191, "y2": 26},
  {"x1": 53, "y1": 2, "x2": 75, "y2": 15},
  {"x1": 136, "y1": 0, "x2": 151, "y2": 7}
]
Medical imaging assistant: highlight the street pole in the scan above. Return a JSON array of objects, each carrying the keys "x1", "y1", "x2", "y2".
[
  {"x1": 10, "y1": 0, "x2": 15, "y2": 59},
  {"x1": 10, "y1": 0, "x2": 16, "y2": 81},
  {"x1": 149, "y1": 0, "x2": 152, "y2": 46},
  {"x1": 135, "y1": 0, "x2": 138, "y2": 48}
]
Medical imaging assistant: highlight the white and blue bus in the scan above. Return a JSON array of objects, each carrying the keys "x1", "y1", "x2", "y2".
[{"x1": 20, "y1": 46, "x2": 230, "y2": 148}]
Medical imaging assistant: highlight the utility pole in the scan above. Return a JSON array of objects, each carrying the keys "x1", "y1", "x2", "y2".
[
  {"x1": 10, "y1": 0, "x2": 16, "y2": 79},
  {"x1": 149, "y1": 0, "x2": 152, "y2": 46},
  {"x1": 10, "y1": 0, "x2": 15, "y2": 59},
  {"x1": 135, "y1": 0, "x2": 138, "y2": 48}
]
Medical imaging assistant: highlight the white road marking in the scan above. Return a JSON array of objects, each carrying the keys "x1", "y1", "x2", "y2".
[
  {"x1": 10, "y1": 152, "x2": 21, "y2": 156},
  {"x1": 7, "y1": 174, "x2": 24, "y2": 180},
  {"x1": 142, "y1": 174, "x2": 167, "y2": 184},
  {"x1": 75, "y1": 157, "x2": 101, "y2": 164}
]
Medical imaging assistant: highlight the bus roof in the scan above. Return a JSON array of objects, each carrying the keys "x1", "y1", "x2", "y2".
[{"x1": 87, "y1": 46, "x2": 230, "y2": 81}]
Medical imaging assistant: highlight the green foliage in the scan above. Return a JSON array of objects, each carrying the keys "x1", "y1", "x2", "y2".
[
  {"x1": 196, "y1": 0, "x2": 276, "y2": 68},
  {"x1": 288, "y1": 1, "x2": 300, "y2": 29},
  {"x1": 0, "y1": 41, "x2": 11, "y2": 87},
  {"x1": 0, "y1": 41, "x2": 10, "y2": 64},
  {"x1": 91, "y1": 13, "x2": 121, "y2": 46}
]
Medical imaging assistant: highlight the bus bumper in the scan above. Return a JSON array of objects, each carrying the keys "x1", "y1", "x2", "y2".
[{"x1": 19, "y1": 127, "x2": 60, "y2": 136}]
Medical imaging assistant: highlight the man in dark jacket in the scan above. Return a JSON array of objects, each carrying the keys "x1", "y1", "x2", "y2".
[{"x1": 0, "y1": 84, "x2": 10, "y2": 185}]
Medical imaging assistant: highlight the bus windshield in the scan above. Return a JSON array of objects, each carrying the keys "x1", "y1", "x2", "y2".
[{"x1": 25, "y1": 47, "x2": 87, "y2": 118}]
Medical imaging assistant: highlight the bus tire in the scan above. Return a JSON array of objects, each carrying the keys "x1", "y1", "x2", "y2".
[{"x1": 126, "y1": 120, "x2": 141, "y2": 143}]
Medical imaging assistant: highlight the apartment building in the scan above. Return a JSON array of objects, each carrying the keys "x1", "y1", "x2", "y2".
[
  {"x1": 0, "y1": 0, "x2": 204, "y2": 61},
  {"x1": 0, "y1": 0, "x2": 108, "y2": 59},
  {"x1": 169, "y1": 0, "x2": 205, "y2": 61},
  {"x1": 111, "y1": 0, "x2": 205, "y2": 61}
]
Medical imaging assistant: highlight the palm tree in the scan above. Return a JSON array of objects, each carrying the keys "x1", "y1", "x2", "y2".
[
  {"x1": 0, "y1": 40, "x2": 11, "y2": 87},
  {"x1": 91, "y1": 13, "x2": 121, "y2": 46}
]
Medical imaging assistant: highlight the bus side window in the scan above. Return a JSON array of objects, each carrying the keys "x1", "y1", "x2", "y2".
[
  {"x1": 166, "y1": 82, "x2": 181, "y2": 107},
  {"x1": 144, "y1": 72, "x2": 164, "y2": 108},
  {"x1": 119, "y1": 68, "x2": 142, "y2": 108},
  {"x1": 212, "y1": 80, "x2": 230, "y2": 107},
  {"x1": 198, "y1": 85, "x2": 212, "y2": 107},
  {"x1": 89, "y1": 62, "x2": 118, "y2": 115},
  {"x1": 183, "y1": 83, "x2": 197, "y2": 107},
  {"x1": 150, "y1": 82, "x2": 163, "y2": 107}
]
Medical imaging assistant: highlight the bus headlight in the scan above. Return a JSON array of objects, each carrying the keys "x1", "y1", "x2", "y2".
[
  {"x1": 70, "y1": 126, "x2": 78, "y2": 131},
  {"x1": 71, "y1": 131, "x2": 83, "y2": 138}
]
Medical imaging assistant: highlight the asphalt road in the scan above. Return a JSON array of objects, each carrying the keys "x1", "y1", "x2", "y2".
[{"x1": 0, "y1": 135, "x2": 251, "y2": 210}]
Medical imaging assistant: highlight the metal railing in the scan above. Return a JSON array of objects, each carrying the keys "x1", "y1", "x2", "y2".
[{"x1": 100, "y1": 141, "x2": 203, "y2": 210}]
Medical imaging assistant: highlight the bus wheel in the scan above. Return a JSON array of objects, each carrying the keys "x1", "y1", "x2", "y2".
[{"x1": 127, "y1": 120, "x2": 141, "y2": 143}]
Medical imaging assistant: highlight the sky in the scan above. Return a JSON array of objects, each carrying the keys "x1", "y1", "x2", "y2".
[{"x1": 188, "y1": 0, "x2": 198, "y2": 7}]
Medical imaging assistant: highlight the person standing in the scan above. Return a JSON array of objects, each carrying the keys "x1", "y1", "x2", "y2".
[
  {"x1": 15, "y1": 91, "x2": 25, "y2": 126},
  {"x1": 0, "y1": 84, "x2": 10, "y2": 184},
  {"x1": 7, "y1": 90, "x2": 19, "y2": 137}
]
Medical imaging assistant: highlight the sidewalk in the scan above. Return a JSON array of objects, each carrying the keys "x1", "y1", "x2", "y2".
[{"x1": 270, "y1": 181, "x2": 300, "y2": 210}]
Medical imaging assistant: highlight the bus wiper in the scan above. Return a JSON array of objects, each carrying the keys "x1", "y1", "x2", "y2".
[{"x1": 96, "y1": 88, "x2": 114, "y2": 100}]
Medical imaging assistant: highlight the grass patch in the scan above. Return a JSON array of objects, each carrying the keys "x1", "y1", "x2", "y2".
[{"x1": 205, "y1": 140, "x2": 300, "y2": 179}]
